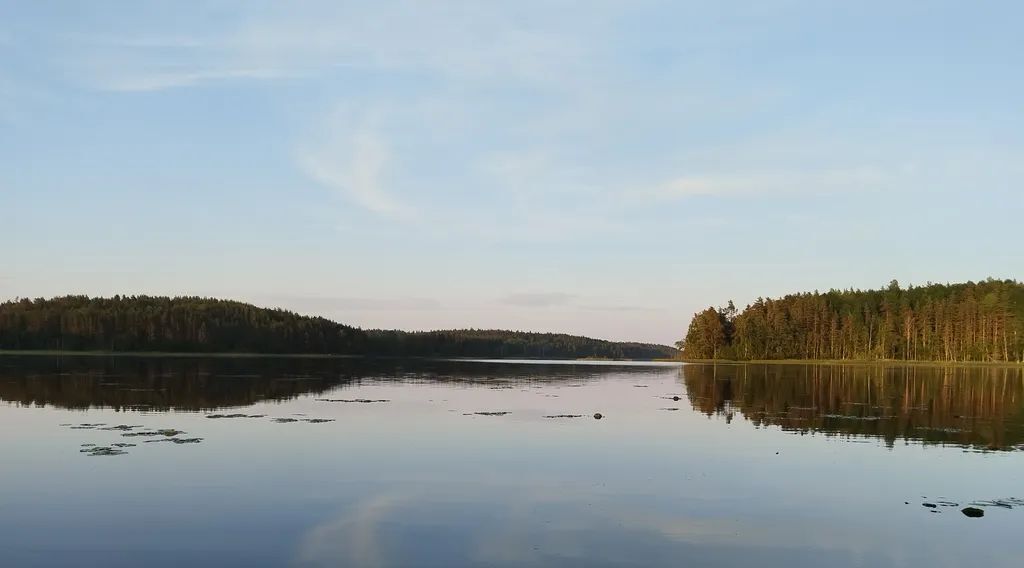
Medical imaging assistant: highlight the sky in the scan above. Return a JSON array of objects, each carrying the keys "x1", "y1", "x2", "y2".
[{"x1": 1, "y1": 1, "x2": 1022, "y2": 345}]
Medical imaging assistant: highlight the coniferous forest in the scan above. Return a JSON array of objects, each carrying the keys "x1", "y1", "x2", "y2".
[
  {"x1": 0, "y1": 296, "x2": 676, "y2": 360},
  {"x1": 680, "y1": 279, "x2": 1024, "y2": 363}
]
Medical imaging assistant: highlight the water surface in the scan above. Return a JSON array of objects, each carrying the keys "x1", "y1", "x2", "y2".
[{"x1": 2, "y1": 356, "x2": 1023, "y2": 567}]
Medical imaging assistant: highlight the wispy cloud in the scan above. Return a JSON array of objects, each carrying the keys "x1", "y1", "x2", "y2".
[
  {"x1": 499, "y1": 292, "x2": 576, "y2": 308},
  {"x1": 650, "y1": 166, "x2": 893, "y2": 199},
  {"x1": 297, "y1": 109, "x2": 414, "y2": 219},
  {"x1": 96, "y1": 66, "x2": 297, "y2": 92}
]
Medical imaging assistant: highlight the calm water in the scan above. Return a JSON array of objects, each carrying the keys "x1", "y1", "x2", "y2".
[{"x1": 2, "y1": 356, "x2": 1023, "y2": 567}]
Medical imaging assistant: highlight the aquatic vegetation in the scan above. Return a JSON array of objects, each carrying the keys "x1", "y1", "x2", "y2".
[
  {"x1": 463, "y1": 412, "x2": 510, "y2": 416},
  {"x1": 543, "y1": 414, "x2": 583, "y2": 419},
  {"x1": 206, "y1": 413, "x2": 266, "y2": 419},
  {"x1": 81, "y1": 446, "x2": 128, "y2": 456},
  {"x1": 144, "y1": 437, "x2": 203, "y2": 444},
  {"x1": 316, "y1": 398, "x2": 390, "y2": 403},
  {"x1": 122, "y1": 429, "x2": 184, "y2": 437}
]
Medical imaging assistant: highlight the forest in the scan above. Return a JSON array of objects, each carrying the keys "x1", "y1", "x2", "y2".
[
  {"x1": 679, "y1": 279, "x2": 1024, "y2": 363},
  {"x1": 365, "y1": 329, "x2": 673, "y2": 359},
  {"x1": 0, "y1": 295, "x2": 676, "y2": 360}
]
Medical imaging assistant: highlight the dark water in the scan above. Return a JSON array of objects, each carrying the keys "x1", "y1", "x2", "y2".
[{"x1": 2, "y1": 356, "x2": 1023, "y2": 567}]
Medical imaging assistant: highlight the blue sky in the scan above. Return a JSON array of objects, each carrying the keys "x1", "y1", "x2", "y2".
[{"x1": 2, "y1": 1, "x2": 1021, "y2": 344}]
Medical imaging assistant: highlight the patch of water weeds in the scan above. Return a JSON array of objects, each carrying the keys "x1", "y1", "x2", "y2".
[
  {"x1": 464, "y1": 412, "x2": 510, "y2": 416},
  {"x1": 316, "y1": 398, "x2": 390, "y2": 403},
  {"x1": 144, "y1": 437, "x2": 203, "y2": 444},
  {"x1": 82, "y1": 446, "x2": 128, "y2": 456},
  {"x1": 272, "y1": 417, "x2": 335, "y2": 424},
  {"x1": 122, "y1": 429, "x2": 184, "y2": 437},
  {"x1": 68, "y1": 423, "x2": 106, "y2": 430},
  {"x1": 543, "y1": 414, "x2": 583, "y2": 419},
  {"x1": 206, "y1": 414, "x2": 266, "y2": 419}
]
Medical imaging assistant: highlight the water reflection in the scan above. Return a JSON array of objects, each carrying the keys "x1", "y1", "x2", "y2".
[
  {"x1": 0, "y1": 355, "x2": 672, "y2": 411},
  {"x1": 684, "y1": 363, "x2": 1024, "y2": 451}
]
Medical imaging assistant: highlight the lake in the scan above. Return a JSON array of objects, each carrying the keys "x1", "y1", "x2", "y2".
[{"x1": 2, "y1": 355, "x2": 1023, "y2": 567}]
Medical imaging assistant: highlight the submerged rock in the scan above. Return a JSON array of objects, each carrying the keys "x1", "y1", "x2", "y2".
[
  {"x1": 962, "y1": 507, "x2": 985, "y2": 518},
  {"x1": 922, "y1": 503, "x2": 938, "y2": 508}
]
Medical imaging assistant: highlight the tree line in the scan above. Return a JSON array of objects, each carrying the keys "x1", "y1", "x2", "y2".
[
  {"x1": 365, "y1": 329, "x2": 673, "y2": 359},
  {"x1": 0, "y1": 295, "x2": 676, "y2": 360},
  {"x1": 680, "y1": 279, "x2": 1024, "y2": 362}
]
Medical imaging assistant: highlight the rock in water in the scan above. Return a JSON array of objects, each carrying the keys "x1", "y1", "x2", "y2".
[
  {"x1": 593, "y1": 413, "x2": 603, "y2": 420},
  {"x1": 672, "y1": 396, "x2": 680, "y2": 401},
  {"x1": 961, "y1": 507, "x2": 985, "y2": 518}
]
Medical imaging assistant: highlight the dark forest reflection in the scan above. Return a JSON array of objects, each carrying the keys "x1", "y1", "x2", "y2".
[
  {"x1": 684, "y1": 363, "x2": 1024, "y2": 451},
  {"x1": 0, "y1": 355, "x2": 669, "y2": 411}
]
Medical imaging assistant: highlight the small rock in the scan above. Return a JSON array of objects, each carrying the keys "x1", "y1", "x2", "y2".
[
  {"x1": 672, "y1": 396, "x2": 680, "y2": 401},
  {"x1": 961, "y1": 507, "x2": 985, "y2": 518},
  {"x1": 923, "y1": 503, "x2": 937, "y2": 508},
  {"x1": 593, "y1": 413, "x2": 603, "y2": 420}
]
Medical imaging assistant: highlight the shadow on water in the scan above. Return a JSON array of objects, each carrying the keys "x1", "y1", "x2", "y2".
[
  {"x1": 0, "y1": 355, "x2": 670, "y2": 411},
  {"x1": 683, "y1": 363, "x2": 1024, "y2": 451}
]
